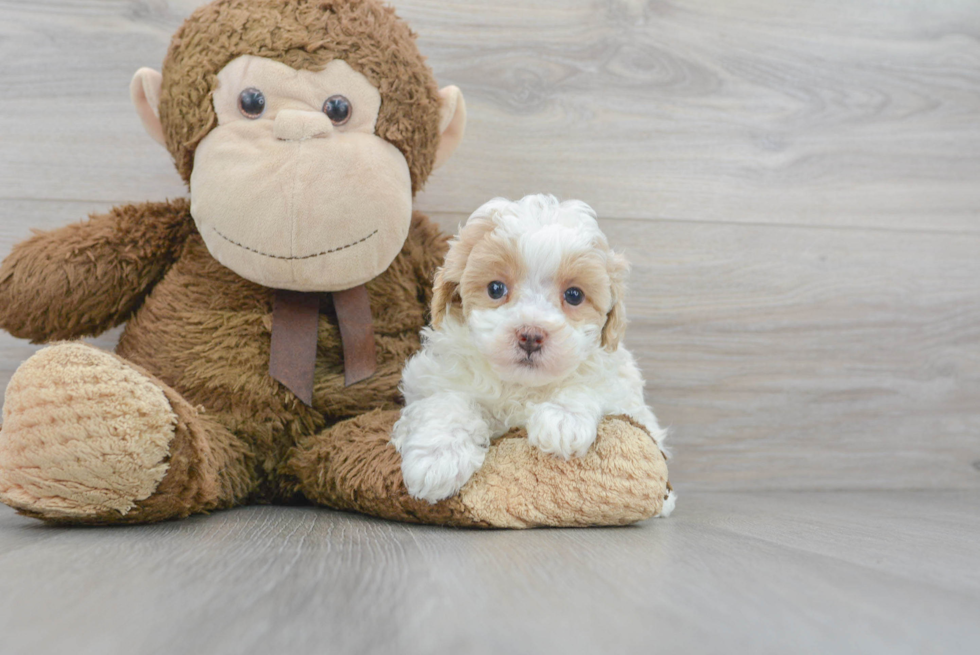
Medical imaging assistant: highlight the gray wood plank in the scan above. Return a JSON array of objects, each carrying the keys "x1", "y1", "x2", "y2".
[
  {"x1": 0, "y1": 492, "x2": 978, "y2": 655},
  {"x1": 3, "y1": 202, "x2": 979, "y2": 491},
  {"x1": 700, "y1": 490, "x2": 980, "y2": 594},
  {"x1": 0, "y1": 1, "x2": 190, "y2": 204},
  {"x1": 411, "y1": 0, "x2": 980, "y2": 232},
  {"x1": 0, "y1": 1, "x2": 978, "y2": 232}
]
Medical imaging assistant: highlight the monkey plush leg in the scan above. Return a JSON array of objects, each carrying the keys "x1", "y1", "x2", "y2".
[
  {"x1": 287, "y1": 409, "x2": 670, "y2": 528},
  {"x1": 0, "y1": 343, "x2": 253, "y2": 524}
]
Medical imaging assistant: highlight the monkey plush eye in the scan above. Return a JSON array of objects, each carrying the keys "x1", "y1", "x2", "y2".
[
  {"x1": 323, "y1": 95, "x2": 352, "y2": 125},
  {"x1": 238, "y1": 88, "x2": 266, "y2": 119},
  {"x1": 563, "y1": 287, "x2": 585, "y2": 306},
  {"x1": 487, "y1": 281, "x2": 508, "y2": 300}
]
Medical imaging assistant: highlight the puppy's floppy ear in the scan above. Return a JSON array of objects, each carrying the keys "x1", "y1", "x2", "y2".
[
  {"x1": 430, "y1": 265, "x2": 462, "y2": 328},
  {"x1": 601, "y1": 251, "x2": 630, "y2": 352},
  {"x1": 430, "y1": 214, "x2": 496, "y2": 327}
]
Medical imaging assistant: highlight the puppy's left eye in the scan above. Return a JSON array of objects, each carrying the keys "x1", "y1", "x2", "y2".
[
  {"x1": 487, "y1": 281, "x2": 508, "y2": 300},
  {"x1": 563, "y1": 287, "x2": 585, "y2": 306}
]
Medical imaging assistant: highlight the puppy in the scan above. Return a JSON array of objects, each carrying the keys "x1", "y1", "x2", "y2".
[{"x1": 392, "y1": 195, "x2": 671, "y2": 511}]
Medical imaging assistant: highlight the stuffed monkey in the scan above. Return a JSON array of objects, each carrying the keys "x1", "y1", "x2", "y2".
[{"x1": 0, "y1": 0, "x2": 669, "y2": 527}]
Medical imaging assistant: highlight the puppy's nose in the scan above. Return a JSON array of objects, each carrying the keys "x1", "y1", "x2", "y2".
[{"x1": 517, "y1": 329, "x2": 547, "y2": 354}]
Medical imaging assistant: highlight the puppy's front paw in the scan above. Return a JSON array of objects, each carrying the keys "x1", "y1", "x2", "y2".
[
  {"x1": 527, "y1": 403, "x2": 598, "y2": 459},
  {"x1": 399, "y1": 439, "x2": 487, "y2": 503}
]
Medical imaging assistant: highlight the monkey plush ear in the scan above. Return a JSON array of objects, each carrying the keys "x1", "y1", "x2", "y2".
[
  {"x1": 433, "y1": 85, "x2": 466, "y2": 170},
  {"x1": 130, "y1": 68, "x2": 166, "y2": 147}
]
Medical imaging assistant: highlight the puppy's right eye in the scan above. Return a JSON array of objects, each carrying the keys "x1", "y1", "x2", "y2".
[
  {"x1": 238, "y1": 88, "x2": 266, "y2": 119},
  {"x1": 563, "y1": 287, "x2": 585, "y2": 306},
  {"x1": 487, "y1": 281, "x2": 508, "y2": 300}
]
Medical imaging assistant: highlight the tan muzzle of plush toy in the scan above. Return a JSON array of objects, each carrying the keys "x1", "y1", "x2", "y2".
[{"x1": 134, "y1": 55, "x2": 466, "y2": 292}]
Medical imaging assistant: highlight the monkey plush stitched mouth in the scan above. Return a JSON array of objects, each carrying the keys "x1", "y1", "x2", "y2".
[
  {"x1": 0, "y1": 0, "x2": 671, "y2": 528},
  {"x1": 129, "y1": 12, "x2": 466, "y2": 399},
  {"x1": 0, "y1": 0, "x2": 473, "y2": 516},
  {"x1": 136, "y1": 56, "x2": 462, "y2": 293},
  {"x1": 190, "y1": 56, "x2": 414, "y2": 292}
]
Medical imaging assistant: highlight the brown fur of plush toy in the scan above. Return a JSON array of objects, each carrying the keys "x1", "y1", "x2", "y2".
[
  {"x1": 160, "y1": 0, "x2": 442, "y2": 193},
  {"x1": 0, "y1": 206, "x2": 447, "y2": 520},
  {"x1": 0, "y1": 0, "x2": 669, "y2": 527},
  {"x1": 290, "y1": 411, "x2": 670, "y2": 528}
]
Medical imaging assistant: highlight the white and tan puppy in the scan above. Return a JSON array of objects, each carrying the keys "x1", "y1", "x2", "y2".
[{"x1": 392, "y1": 194, "x2": 671, "y2": 509}]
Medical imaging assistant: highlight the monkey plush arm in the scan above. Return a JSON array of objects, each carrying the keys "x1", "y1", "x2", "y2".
[{"x1": 0, "y1": 199, "x2": 194, "y2": 342}]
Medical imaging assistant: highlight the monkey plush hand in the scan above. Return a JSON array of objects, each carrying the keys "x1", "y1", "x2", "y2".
[{"x1": 0, "y1": 0, "x2": 669, "y2": 528}]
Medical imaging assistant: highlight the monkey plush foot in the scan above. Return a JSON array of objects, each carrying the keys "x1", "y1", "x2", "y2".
[
  {"x1": 0, "y1": 343, "x2": 244, "y2": 524},
  {"x1": 0, "y1": 343, "x2": 175, "y2": 520},
  {"x1": 289, "y1": 410, "x2": 670, "y2": 528}
]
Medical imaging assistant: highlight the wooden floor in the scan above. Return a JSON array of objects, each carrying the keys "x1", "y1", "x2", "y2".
[{"x1": 0, "y1": 491, "x2": 977, "y2": 655}]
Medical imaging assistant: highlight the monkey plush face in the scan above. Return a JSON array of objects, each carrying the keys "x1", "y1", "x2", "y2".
[
  {"x1": 130, "y1": 0, "x2": 465, "y2": 292},
  {"x1": 188, "y1": 55, "x2": 414, "y2": 291}
]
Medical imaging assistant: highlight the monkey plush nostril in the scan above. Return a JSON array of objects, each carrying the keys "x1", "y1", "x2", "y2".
[
  {"x1": 517, "y1": 329, "x2": 547, "y2": 355},
  {"x1": 273, "y1": 109, "x2": 334, "y2": 142}
]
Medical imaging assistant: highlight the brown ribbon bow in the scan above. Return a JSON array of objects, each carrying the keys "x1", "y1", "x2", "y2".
[{"x1": 269, "y1": 285, "x2": 377, "y2": 405}]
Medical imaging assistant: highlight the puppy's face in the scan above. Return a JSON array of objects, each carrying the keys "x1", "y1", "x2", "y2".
[{"x1": 432, "y1": 196, "x2": 628, "y2": 387}]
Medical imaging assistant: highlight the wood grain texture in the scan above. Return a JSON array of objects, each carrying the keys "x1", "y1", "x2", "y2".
[
  {"x1": 1, "y1": 1, "x2": 980, "y2": 491},
  {"x1": 411, "y1": 0, "x2": 980, "y2": 232},
  {"x1": 0, "y1": 1, "x2": 979, "y2": 231},
  {"x1": 0, "y1": 492, "x2": 978, "y2": 655}
]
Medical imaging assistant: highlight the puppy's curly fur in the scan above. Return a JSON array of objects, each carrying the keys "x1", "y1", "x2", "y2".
[{"x1": 392, "y1": 195, "x2": 672, "y2": 511}]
